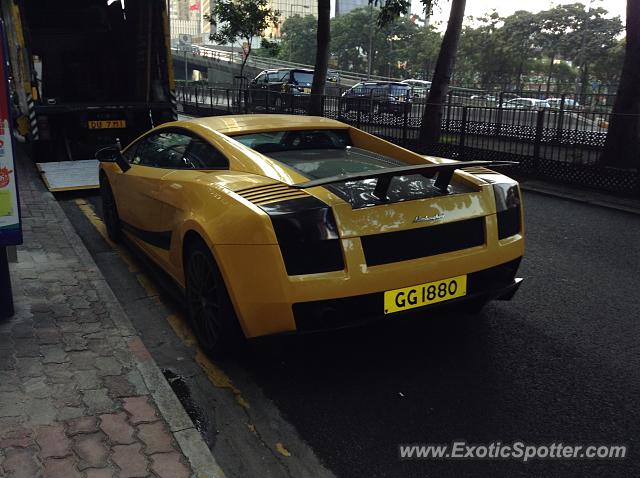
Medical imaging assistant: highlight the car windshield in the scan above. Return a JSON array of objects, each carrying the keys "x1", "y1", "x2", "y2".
[
  {"x1": 292, "y1": 72, "x2": 314, "y2": 84},
  {"x1": 230, "y1": 129, "x2": 408, "y2": 179}
]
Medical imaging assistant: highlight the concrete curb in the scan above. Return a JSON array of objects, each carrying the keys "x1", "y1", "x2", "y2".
[
  {"x1": 44, "y1": 178, "x2": 226, "y2": 477},
  {"x1": 520, "y1": 181, "x2": 640, "y2": 216}
]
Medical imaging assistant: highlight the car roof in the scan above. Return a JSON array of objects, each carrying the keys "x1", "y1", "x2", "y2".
[
  {"x1": 356, "y1": 81, "x2": 408, "y2": 86},
  {"x1": 264, "y1": 68, "x2": 314, "y2": 73},
  {"x1": 178, "y1": 114, "x2": 346, "y2": 135}
]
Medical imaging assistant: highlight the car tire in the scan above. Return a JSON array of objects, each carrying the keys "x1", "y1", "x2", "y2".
[
  {"x1": 185, "y1": 239, "x2": 244, "y2": 358},
  {"x1": 100, "y1": 177, "x2": 122, "y2": 243}
]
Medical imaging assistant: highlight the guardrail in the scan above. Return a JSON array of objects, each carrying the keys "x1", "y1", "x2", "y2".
[
  {"x1": 174, "y1": 47, "x2": 618, "y2": 111},
  {"x1": 175, "y1": 84, "x2": 639, "y2": 196},
  {"x1": 172, "y1": 46, "x2": 413, "y2": 87}
]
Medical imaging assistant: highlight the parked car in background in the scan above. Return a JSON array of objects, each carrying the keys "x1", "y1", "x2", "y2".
[
  {"x1": 401, "y1": 79, "x2": 431, "y2": 98},
  {"x1": 504, "y1": 98, "x2": 551, "y2": 109},
  {"x1": 470, "y1": 94, "x2": 496, "y2": 102},
  {"x1": 248, "y1": 68, "x2": 314, "y2": 109},
  {"x1": 546, "y1": 98, "x2": 580, "y2": 109},
  {"x1": 341, "y1": 82, "x2": 412, "y2": 115}
]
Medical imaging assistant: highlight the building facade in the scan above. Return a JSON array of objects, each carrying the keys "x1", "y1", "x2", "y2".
[
  {"x1": 335, "y1": 0, "x2": 368, "y2": 16},
  {"x1": 266, "y1": 0, "x2": 318, "y2": 39},
  {"x1": 168, "y1": 0, "x2": 211, "y2": 45}
]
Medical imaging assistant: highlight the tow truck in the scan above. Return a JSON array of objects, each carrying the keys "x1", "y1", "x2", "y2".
[{"x1": 1, "y1": 0, "x2": 176, "y2": 191}]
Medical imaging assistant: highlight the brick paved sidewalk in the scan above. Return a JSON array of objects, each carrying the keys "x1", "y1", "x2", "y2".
[{"x1": 0, "y1": 149, "x2": 224, "y2": 477}]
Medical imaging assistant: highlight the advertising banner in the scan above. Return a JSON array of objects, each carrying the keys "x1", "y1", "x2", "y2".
[{"x1": 0, "y1": 19, "x2": 22, "y2": 246}]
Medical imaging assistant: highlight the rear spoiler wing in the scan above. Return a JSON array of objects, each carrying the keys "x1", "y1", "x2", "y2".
[{"x1": 291, "y1": 161, "x2": 516, "y2": 200}]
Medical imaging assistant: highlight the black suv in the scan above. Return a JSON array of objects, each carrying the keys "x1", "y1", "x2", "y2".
[
  {"x1": 248, "y1": 68, "x2": 314, "y2": 109},
  {"x1": 340, "y1": 81, "x2": 412, "y2": 115}
]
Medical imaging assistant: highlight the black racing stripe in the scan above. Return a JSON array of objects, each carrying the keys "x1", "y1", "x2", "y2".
[{"x1": 120, "y1": 221, "x2": 172, "y2": 250}]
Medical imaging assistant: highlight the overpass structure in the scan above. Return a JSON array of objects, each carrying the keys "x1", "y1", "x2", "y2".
[{"x1": 171, "y1": 45, "x2": 401, "y2": 87}]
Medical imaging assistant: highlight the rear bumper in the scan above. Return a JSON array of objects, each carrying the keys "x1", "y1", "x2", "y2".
[
  {"x1": 214, "y1": 226, "x2": 524, "y2": 338},
  {"x1": 292, "y1": 258, "x2": 523, "y2": 333},
  {"x1": 379, "y1": 102, "x2": 411, "y2": 114}
]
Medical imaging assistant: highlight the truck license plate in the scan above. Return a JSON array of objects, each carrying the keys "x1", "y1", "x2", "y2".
[{"x1": 88, "y1": 120, "x2": 126, "y2": 129}]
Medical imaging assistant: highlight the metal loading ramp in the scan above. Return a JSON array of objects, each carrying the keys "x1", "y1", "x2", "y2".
[{"x1": 36, "y1": 160, "x2": 100, "y2": 192}]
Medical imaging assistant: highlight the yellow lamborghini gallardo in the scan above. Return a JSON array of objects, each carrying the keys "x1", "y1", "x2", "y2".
[{"x1": 98, "y1": 115, "x2": 524, "y2": 354}]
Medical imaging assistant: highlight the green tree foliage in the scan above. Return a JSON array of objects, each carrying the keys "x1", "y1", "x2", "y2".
[
  {"x1": 255, "y1": 38, "x2": 281, "y2": 58},
  {"x1": 373, "y1": 0, "x2": 466, "y2": 144},
  {"x1": 453, "y1": 3, "x2": 622, "y2": 93},
  {"x1": 403, "y1": 25, "x2": 441, "y2": 80},
  {"x1": 330, "y1": 8, "x2": 374, "y2": 72},
  {"x1": 205, "y1": 0, "x2": 279, "y2": 79},
  {"x1": 591, "y1": 39, "x2": 625, "y2": 88},
  {"x1": 550, "y1": 4, "x2": 622, "y2": 99},
  {"x1": 278, "y1": 15, "x2": 317, "y2": 64},
  {"x1": 331, "y1": 7, "x2": 431, "y2": 77}
]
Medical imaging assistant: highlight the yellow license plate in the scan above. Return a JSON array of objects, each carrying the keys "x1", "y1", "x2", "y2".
[
  {"x1": 384, "y1": 275, "x2": 467, "y2": 315},
  {"x1": 88, "y1": 120, "x2": 126, "y2": 129},
  {"x1": 303, "y1": 88, "x2": 311, "y2": 94}
]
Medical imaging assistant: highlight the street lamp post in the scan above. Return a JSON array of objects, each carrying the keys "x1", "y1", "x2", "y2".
[
  {"x1": 387, "y1": 34, "x2": 400, "y2": 79},
  {"x1": 184, "y1": 47, "x2": 188, "y2": 81},
  {"x1": 367, "y1": 4, "x2": 373, "y2": 79}
]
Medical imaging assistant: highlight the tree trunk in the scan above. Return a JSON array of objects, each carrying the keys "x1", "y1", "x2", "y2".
[
  {"x1": 516, "y1": 60, "x2": 523, "y2": 92},
  {"x1": 578, "y1": 62, "x2": 589, "y2": 105},
  {"x1": 545, "y1": 52, "x2": 555, "y2": 96},
  {"x1": 418, "y1": 0, "x2": 466, "y2": 145},
  {"x1": 240, "y1": 42, "x2": 250, "y2": 83},
  {"x1": 309, "y1": 0, "x2": 330, "y2": 116},
  {"x1": 601, "y1": 0, "x2": 640, "y2": 168}
]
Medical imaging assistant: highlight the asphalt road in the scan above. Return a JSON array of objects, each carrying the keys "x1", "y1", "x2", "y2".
[{"x1": 58, "y1": 189, "x2": 640, "y2": 478}]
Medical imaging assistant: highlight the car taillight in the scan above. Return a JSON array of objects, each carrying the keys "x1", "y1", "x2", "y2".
[
  {"x1": 493, "y1": 183, "x2": 521, "y2": 239},
  {"x1": 260, "y1": 197, "x2": 344, "y2": 275}
]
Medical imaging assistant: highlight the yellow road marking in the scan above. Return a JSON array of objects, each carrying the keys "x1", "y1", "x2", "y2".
[
  {"x1": 77, "y1": 198, "x2": 252, "y2": 414},
  {"x1": 74, "y1": 198, "x2": 140, "y2": 273},
  {"x1": 136, "y1": 274, "x2": 161, "y2": 298},
  {"x1": 275, "y1": 442, "x2": 292, "y2": 457},
  {"x1": 166, "y1": 314, "x2": 196, "y2": 347},
  {"x1": 195, "y1": 349, "x2": 250, "y2": 409},
  {"x1": 166, "y1": 314, "x2": 249, "y2": 408}
]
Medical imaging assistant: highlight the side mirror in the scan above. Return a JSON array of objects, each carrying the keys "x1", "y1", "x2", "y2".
[{"x1": 95, "y1": 146, "x2": 131, "y2": 172}]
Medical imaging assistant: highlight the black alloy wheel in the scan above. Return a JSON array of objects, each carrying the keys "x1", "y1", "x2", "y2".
[{"x1": 185, "y1": 241, "x2": 243, "y2": 357}]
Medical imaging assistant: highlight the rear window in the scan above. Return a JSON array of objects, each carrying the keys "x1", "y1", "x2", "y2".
[
  {"x1": 292, "y1": 72, "x2": 314, "y2": 84},
  {"x1": 230, "y1": 129, "x2": 409, "y2": 180},
  {"x1": 232, "y1": 129, "x2": 351, "y2": 154}
]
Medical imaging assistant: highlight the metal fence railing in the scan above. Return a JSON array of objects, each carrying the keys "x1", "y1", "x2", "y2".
[
  {"x1": 174, "y1": 48, "x2": 619, "y2": 100},
  {"x1": 174, "y1": 84, "x2": 639, "y2": 196}
]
